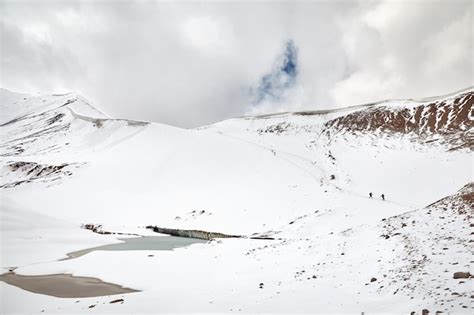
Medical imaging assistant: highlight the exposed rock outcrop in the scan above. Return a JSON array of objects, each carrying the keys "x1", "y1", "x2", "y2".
[
  {"x1": 1, "y1": 161, "x2": 82, "y2": 188},
  {"x1": 145, "y1": 226, "x2": 241, "y2": 240},
  {"x1": 81, "y1": 224, "x2": 140, "y2": 236},
  {"x1": 323, "y1": 91, "x2": 473, "y2": 150}
]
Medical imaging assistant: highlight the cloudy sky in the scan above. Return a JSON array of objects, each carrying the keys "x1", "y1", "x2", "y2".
[{"x1": 1, "y1": 0, "x2": 472, "y2": 127}]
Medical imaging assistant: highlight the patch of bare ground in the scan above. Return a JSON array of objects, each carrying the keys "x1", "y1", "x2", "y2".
[{"x1": 0, "y1": 272, "x2": 139, "y2": 298}]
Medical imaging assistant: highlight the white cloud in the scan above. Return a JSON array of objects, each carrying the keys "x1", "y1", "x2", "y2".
[
  {"x1": 330, "y1": 0, "x2": 473, "y2": 106},
  {"x1": 1, "y1": 0, "x2": 472, "y2": 127},
  {"x1": 181, "y1": 16, "x2": 234, "y2": 56}
]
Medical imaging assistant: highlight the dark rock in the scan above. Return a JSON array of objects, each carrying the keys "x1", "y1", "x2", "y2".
[
  {"x1": 422, "y1": 309, "x2": 429, "y2": 315},
  {"x1": 453, "y1": 272, "x2": 471, "y2": 279},
  {"x1": 370, "y1": 277, "x2": 377, "y2": 282},
  {"x1": 110, "y1": 299, "x2": 124, "y2": 304}
]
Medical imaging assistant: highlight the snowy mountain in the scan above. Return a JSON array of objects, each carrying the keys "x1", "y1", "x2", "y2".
[{"x1": 0, "y1": 87, "x2": 472, "y2": 313}]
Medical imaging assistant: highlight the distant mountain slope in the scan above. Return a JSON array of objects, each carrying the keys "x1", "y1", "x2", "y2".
[
  {"x1": 324, "y1": 90, "x2": 473, "y2": 150},
  {"x1": 0, "y1": 89, "x2": 148, "y2": 159},
  {"x1": 0, "y1": 89, "x2": 108, "y2": 126},
  {"x1": 209, "y1": 87, "x2": 473, "y2": 151}
]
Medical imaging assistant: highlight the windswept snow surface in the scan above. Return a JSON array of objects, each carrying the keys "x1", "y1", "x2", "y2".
[{"x1": 0, "y1": 88, "x2": 472, "y2": 313}]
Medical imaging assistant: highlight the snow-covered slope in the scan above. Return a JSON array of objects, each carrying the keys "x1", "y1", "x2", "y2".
[{"x1": 1, "y1": 87, "x2": 472, "y2": 313}]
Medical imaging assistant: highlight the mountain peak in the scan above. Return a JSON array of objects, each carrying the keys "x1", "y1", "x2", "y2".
[{"x1": 0, "y1": 88, "x2": 108, "y2": 126}]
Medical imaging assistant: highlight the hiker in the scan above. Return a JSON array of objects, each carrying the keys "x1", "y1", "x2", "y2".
[
  {"x1": 381, "y1": 194, "x2": 385, "y2": 201},
  {"x1": 369, "y1": 192, "x2": 373, "y2": 198}
]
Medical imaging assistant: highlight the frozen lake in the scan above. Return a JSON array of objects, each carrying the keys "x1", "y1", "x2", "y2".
[{"x1": 63, "y1": 235, "x2": 207, "y2": 260}]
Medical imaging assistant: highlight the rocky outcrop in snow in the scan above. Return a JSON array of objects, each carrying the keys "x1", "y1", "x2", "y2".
[
  {"x1": 146, "y1": 225, "x2": 242, "y2": 240},
  {"x1": 1, "y1": 161, "x2": 82, "y2": 188},
  {"x1": 323, "y1": 90, "x2": 473, "y2": 150}
]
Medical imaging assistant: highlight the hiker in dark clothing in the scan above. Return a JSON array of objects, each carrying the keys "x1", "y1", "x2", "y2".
[
  {"x1": 369, "y1": 192, "x2": 373, "y2": 198},
  {"x1": 381, "y1": 194, "x2": 385, "y2": 201}
]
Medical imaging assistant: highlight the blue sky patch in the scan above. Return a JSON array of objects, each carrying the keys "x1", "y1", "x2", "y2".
[{"x1": 253, "y1": 40, "x2": 298, "y2": 105}]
